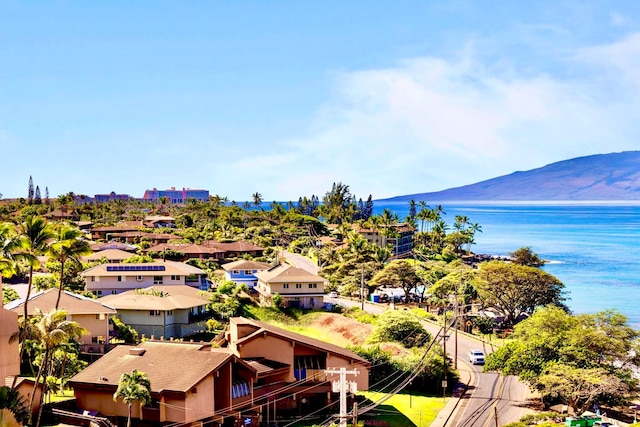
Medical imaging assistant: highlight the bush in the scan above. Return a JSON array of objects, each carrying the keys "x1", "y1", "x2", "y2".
[{"x1": 367, "y1": 310, "x2": 430, "y2": 348}]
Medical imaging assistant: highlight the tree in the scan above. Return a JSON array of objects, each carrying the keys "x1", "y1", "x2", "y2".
[
  {"x1": 0, "y1": 222, "x2": 21, "y2": 287},
  {"x1": 369, "y1": 259, "x2": 420, "y2": 303},
  {"x1": 472, "y1": 260, "x2": 566, "y2": 326},
  {"x1": 252, "y1": 192, "x2": 263, "y2": 208},
  {"x1": 113, "y1": 370, "x2": 152, "y2": 427},
  {"x1": 17, "y1": 216, "x2": 55, "y2": 368},
  {"x1": 34, "y1": 186, "x2": 41, "y2": 205},
  {"x1": 0, "y1": 386, "x2": 29, "y2": 426},
  {"x1": 536, "y1": 363, "x2": 628, "y2": 415},
  {"x1": 509, "y1": 246, "x2": 546, "y2": 267},
  {"x1": 27, "y1": 176, "x2": 34, "y2": 205},
  {"x1": 366, "y1": 310, "x2": 430, "y2": 348},
  {"x1": 485, "y1": 306, "x2": 639, "y2": 413},
  {"x1": 47, "y1": 224, "x2": 91, "y2": 308},
  {"x1": 31, "y1": 309, "x2": 86, "y2": 427}
]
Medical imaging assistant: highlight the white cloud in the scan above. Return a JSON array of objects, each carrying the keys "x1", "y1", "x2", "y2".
[{"x1": 230, "y1": 34, "x2": 640, "y2": 200}]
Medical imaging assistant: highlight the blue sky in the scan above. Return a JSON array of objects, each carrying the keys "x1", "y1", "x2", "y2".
[{"x1": 2, "y1": 1, "x2": 640, "y2": 202}]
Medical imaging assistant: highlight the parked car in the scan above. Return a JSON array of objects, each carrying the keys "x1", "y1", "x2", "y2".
[
  {"x1": 328, "y1": 291, "x2": 338, "y2": 298},
  {"x1": 468, "y1": 349, "x2": 486, "y2": 365}
]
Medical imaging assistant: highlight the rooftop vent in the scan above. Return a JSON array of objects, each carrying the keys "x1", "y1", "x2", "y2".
[{"x1": 129, "y1": 348, "x2": 146, "y2": 356}]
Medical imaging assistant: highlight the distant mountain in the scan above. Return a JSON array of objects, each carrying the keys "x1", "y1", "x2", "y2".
[{"x1": 382, "y1": 151, "x2": 640, "y2": 202}]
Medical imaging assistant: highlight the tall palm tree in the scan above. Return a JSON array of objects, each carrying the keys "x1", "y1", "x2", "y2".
[
  {"x1": 30, "y1": 309, "x2": 86, "y2": 427},
  {"x1": 113, "y1": 370, "x2": 152, "y2": 427},
  {"x1": 252, "y1": 192, "x2": 263, "y2": 208},
  {"x1": 47, "y1": 224, "x2": 91, "y2": 308},
  {"x1": 347, "y1": 232, "x2": 371, "y2": 310},
  {"x1": 17, "y1": 216, "x2": 54, "y2": 371}
]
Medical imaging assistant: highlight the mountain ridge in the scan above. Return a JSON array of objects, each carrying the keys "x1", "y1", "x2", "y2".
[{"x1": 380, "y1": 151, "x2": 640, "y2": 202}]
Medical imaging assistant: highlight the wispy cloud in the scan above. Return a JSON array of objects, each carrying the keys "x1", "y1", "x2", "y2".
[{"x1": 236, "y1": 34, "x2": 640, "y2": 200}]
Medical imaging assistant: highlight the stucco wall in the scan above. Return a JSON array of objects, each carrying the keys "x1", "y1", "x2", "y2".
[{"x1": 0, "y1": 307, "x2": 20, "y2": 381}]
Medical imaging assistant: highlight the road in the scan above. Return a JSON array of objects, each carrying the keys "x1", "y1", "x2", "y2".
[{"x1": 328, "y1": 296, "x2": 534, "y2": 426}]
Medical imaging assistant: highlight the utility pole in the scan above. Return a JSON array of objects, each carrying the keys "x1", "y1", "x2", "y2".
[
  {"x1": 442, "y1": 309, "x2": 448, "y2": 399},
  {"x1": 326, "y1": 367, "x2": 359, "y2": 427}
]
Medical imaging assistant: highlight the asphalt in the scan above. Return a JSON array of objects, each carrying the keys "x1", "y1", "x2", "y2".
[{"x1": 429, "y1": 362, "x2": 475, "y2": 427}]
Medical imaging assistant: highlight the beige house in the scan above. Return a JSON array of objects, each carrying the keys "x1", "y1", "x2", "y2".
[
  {"x1": 69, "y1": 341, "x2": 258, "y2": 426},
  {"x1": 99, "y1": 285, "x2": 211, "y2": 339},
  {"x1": 1, "y1": 284, "x2": 20, "y2": 383},
  {"x1": 5, "y1": 289, "x2": 116, "y2": 354},
  {"x1": 255, "y1": 264, "x2": 327, "y2": 309},
  {"x1": 81, "y1": 261, "x2": 209, "y2": 296}
]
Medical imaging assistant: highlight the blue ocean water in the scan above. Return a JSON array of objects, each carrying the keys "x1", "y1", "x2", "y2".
[{"x1": 374, "y1": 202, "x2": 640, "y2": 329}]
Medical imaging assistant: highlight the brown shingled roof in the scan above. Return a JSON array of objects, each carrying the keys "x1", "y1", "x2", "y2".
[
  {"x1": 5, "y1": 289, "x2": 116, "y2": 316},
  {"x1": 69, "y1": 341, "x2": 254, "y2": 393}
]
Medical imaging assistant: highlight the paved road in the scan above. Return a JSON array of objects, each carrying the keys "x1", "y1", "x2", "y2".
[{"x1": 329, "y1": 296, "x2": 534, "y2": 426}]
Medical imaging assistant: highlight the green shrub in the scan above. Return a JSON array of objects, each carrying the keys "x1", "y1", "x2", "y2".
[{"x1": 367, "y1": 310, "x2": 430, "y2": 348}]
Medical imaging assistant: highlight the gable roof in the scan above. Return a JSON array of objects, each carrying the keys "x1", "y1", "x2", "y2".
[
  {"x1": 230, "y1": 317, "x2": 370, "y2": 367},
  {"x1": 80, "y1": 260, "x2": 206, "y2": 277},
  {"x1": 89, "y1": 241, "x2": 137, "y2": 252},
  {"x1": 98, "y1": 285, "x2": 209, "y2": 310},
  {"x1": 202, "y1": 241, "x2": 264, "y2": 252},
  {"x1": 222, "y1": 260, "x2": 273, "y2": 272},
  {"x1": 90, "y1": 221, "x2": 144, "y2": 232},
  {"x1": 5, "y1": 289, "x2": 116, "y2": 316},
  {"x1": 255, "y1": 264, "x2": 326, "y2": 284},
  {"x1": 84, "y1": 248, "x2": 136, "y2": 262},
  {"x1": 144, "y1": 243, "x2": 225, "y2": 256},
  {"x1": 69, "y1": 341, "x2": 255, "y2": 393}
]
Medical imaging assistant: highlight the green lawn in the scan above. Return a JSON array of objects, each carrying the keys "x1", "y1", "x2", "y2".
[{"x1": 359, "y1": 391, "x2": 447, "y2": 427}]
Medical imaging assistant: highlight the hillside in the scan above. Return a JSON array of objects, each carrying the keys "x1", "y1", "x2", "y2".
[{"x1": 381, "y1": 151, "x2": 640, "y2": 202}]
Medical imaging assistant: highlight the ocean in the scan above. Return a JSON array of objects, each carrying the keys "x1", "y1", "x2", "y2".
[{"x1": 374, "y1": 202, "x2": 640, "y2": 329}]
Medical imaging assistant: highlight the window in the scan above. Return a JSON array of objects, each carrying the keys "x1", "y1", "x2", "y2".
[
  {"x1": 136, "y1": 275, "x2": 143, "y2": 281},
  {"x1": 95, "y1": 290, "x2": 102, "y2": 296},
  {"x1": 117, "y1": 276, "x2": 122, "y2": 282},
  {"x1": 308, "y1": 283, "x2": 317, "y2": 289},
  {"x1": 91, "y1": 337, "x2": 98, "y2": 344},
  {"x1": 295, "y1": 283, "x2": 302, "y2": 289},
  {"x1": 283, "y1": 284, "x2": 289, "y2": 289},
  {"x1": 154, "y1": 275, "x2": 163, "y2": 285},
  {"x1": 167, "y1": 310, "x2": 173, "y2": 316},
  {"x1": 244, "y1": 270, "x2": 252, "y2": 275},
  {"x1": 91, "y1": 276, "x2": 95, "y2": 282},
  {"x1": 111, "y1": 290, "x2": 118, "y2": 294},
  {"x1": 149, "y1": 310, "x2": 161, "y2": 316},
  {"x1": 170, "y1": 275, "x2": 180, "y2": 281},
  {"x1": 232, "y1": 270, "x2": 240, "y2": 275}
]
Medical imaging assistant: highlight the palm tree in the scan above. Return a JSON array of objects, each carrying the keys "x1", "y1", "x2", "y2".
[
  {"x1": 30, "y1": 308, "x2": 86, "y2": 427},
  {"x1": 0, "y1": 386, "x2": 29, "y2": 426},
  {"x1": 16, "y1": 216, "x2": 54, "y2": 372},
  {"x1": 113, "y1": 370, "x2": 152, "y2": 427},
  {"x1": 47, "y1": 224, "x2": 91, "y2": 309},
  {"x1": 252, "y1": 192, "x2": 263, "y2": 209},
  {"x1": 347, "y1": 232, "x2": 371, "y2": 310},
  {"x1": 0, "y1": 222, "x2": 21, "y2": 282}
]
